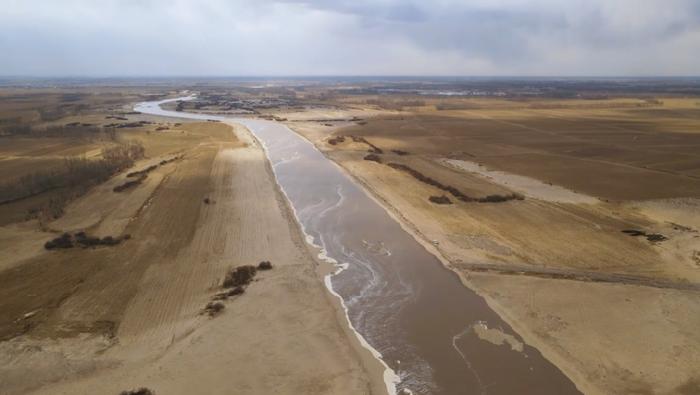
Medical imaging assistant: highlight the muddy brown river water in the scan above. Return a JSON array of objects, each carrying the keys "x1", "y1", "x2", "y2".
[{"x1": 136, "y1": 98, "x2": 581, "y2": 395}]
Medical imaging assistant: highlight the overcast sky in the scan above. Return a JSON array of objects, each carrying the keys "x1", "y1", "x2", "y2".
[{"x1": 1, "y1": 0, "x2": 699, "y2": 76}]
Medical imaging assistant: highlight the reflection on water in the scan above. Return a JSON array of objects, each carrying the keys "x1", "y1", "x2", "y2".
[{"x1": 136, "y1": 98, "x2": 581, "y2": 395}]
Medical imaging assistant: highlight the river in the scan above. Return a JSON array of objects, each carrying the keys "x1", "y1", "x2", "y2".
[{"x1": 135, "y1": 97, "x2": 581, "y2": 395}]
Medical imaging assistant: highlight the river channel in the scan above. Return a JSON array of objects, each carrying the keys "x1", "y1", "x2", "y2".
[{"x1": 136, "y1": 97, "x2": 581, "y2": 395}]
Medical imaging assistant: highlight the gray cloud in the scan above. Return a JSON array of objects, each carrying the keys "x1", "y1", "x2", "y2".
[{"x1": 0, "y1": 0, "x2": 698, "y2": 76}]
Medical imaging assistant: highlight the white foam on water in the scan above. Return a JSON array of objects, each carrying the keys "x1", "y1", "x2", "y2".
[
  {"x1": 272, "y1": 150, "x2": 300, "y2": 168},
  {"x1": 338, "y1": 248, "x2": 382, "y2": 309},
  {"x1": 319, "y1": 184, "x2": 346, "y2": 220},
  {"x1": 324, "y1": 274, "x2": 401, "y2": 395},
  {"x1": 255, "y1": 127, "x2": 401, "y2": 395}
]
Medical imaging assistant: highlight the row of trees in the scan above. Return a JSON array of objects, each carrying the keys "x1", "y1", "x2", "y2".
[
  {"x1": 0, "y1": 122, "x2": 118, "y2": 141},
  {"x1": 0, "y1": 142, "x2": 145, "y2": 206}
]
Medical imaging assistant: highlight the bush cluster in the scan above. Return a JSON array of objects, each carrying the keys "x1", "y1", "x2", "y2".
[
  {"x1": 44, "y1": 232, "x2": 129, "y2": 250},
  {"x1": 364, "y1": 154, "x2": 382, "y2": 163},
  {"x1": 387, "y1": 163, "x2": 524, "y2": 204}
]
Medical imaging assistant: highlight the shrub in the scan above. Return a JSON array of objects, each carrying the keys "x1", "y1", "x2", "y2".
[
  {"x1": 387, "y1": 163, "x2": 525, "y2": 204},
  {"x1": 622, "y1": 229, "x2": 667, "y2": 242},
  {"x1": 348, "y1": 135, "x2": 383, "y2": 153},
  {"x1": 212, "y1": 286, "x2": 245, "y2": 301},
  {"x1": 120, "y1": 389, "x2": 155, "y2": 395},
  {"x1": 159, "y1": 156, "x2": 180, "y2": 166},
  {"x1": 113, "y1": 175, "x2": 146, "y2": 192},
  {"x1": 127, "y1": 165, "x2": 157, "y2": 178},
  {"x1": 101, "y1": 236, "x2": 120, "y2": 246},
  {"x1": 212, "y1": 293, "x2": 226, "y2": 301},
  {"x1": 257, "y1": 261, "x2": 273, "y2": 270},
  {"x1": 228, "y1": 286, "x2": 245, "y2": 295},
  {"x1": 204, "y1": 302, "x2": 225, "y2": 316},
  {"x1": 45, "y1": 233, "x2": 74, "y2": 250},
  {"x1": 364, "y1": 154, "x2": 382, "y2": 163},
  {"x1": 646, "y1": 234, "x2": 668, "y2": 242},
  {"x1": 622, "y1": 229, "x2": 646, "y2": 236},
  {"x1": 387, "y1": 163, "x2": 474, "y2": 202},
  {"x1": 429, "y1": 195, "x2": 452, "y2": 205},
  {"x1": 74, "y1": 232, "x2": 102, "y2": 247},
  {"x1": 476, "y1": 193, "x2": 525, "y2": 203},
  {"x1": 328, "y1": 136, "x2": 346, "y2": 145},
  {"x1": 223, "y1": 265, "x2": 257, "y2": 288},
  {"x1": 46, "y1": 231, "x2": 125, "y2": 250}
]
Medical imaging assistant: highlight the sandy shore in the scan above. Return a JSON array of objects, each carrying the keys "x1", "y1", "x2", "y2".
[{"x1": 0, "y1": 122, "x2": 383, "y2": 395}]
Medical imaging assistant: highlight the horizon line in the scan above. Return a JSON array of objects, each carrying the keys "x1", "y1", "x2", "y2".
[{"x1": 1, "y1": 75, "x2": 700, "y2": 80}]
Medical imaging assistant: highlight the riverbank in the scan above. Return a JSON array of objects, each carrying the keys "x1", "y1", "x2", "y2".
[
  {"x1": 0, "y1": 120, "x2": 379, "y2": 395},
  {"x1": 226, "y1": 120, "x2": 391, "y2": 395},
  {"x1": 285, "y1": 120, "x2": 700, "y2": 395},
  {"x1": 314, "y1": 153, "x2": 597, "y2": 395}
]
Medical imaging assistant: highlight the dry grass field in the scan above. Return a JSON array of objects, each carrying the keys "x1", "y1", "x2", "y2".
[
  {"x1": 338, "y1": 97, "x2": 700, "y2": 200},
  {"x1": 282, "y1": 95, "x2": 700, "y2": 395},
  {"x1": 0, "y1": 120, "x2": 237, "y2": 340},
  {"x1": 0, "y1": 89, "x2": 170, "y2": 224},
  {"x1": 0, "y1": 90, "x2": 378, "y2": 395},
  {"x1": 2, "y1": 86, "x2": 699, "y2": 395}
]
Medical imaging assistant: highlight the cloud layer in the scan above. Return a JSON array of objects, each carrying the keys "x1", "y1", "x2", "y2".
[{"x1": 1, "y1": 0, "x2": 698, "y2": 76}]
